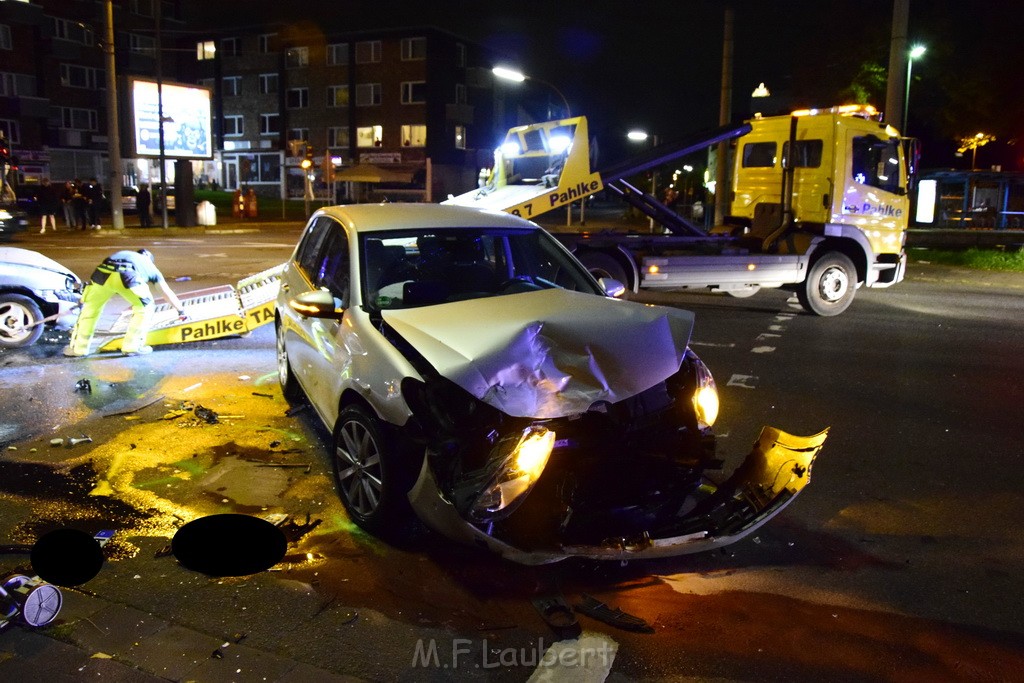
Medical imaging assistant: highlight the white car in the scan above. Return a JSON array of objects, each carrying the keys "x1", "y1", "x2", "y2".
[
  {"x1": 275, "y1": 203, "x2": 827, "y2": 564},
  {"x1": 0, "y1": 248, "x2": 82, "y2": 348}
]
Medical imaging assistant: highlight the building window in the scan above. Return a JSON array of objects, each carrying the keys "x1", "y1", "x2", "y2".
[
  {"x1": 454, "y1": 125, "x2": 466, "y2": 150},
  {"x1": 0, "y1": 25, "x2": 11, "y2": 51},
  {"x1": 260, "y1": 113, "x2": 280, "y2": 136},
  {"x1": 223, "y1": 115, "x2": 243, "y2": 136},
  {"x1": 1, "y1": 72, "x2": 37, "y2": 97},
  {"x1": 327, "y1": 85, "x2": 349, "y2": 108},
  {"x1": 130, "y1": 0, "x2": 154, "y2": 17},
  {"x1": 286, "y1": 87, "x2": 309, "y2": 109},
  {"x1": 326, "y1": 43, "x2": 348, "y2": 66},
  {"x1": 49, "y1": 18, "x2": 93, "y2": 46},
  {"x1": 455, "y1": 83, "x2": 466, "y2": 104},
  {"x1": 58, "y1": 107, "x2": 98, "y2": 131},
  {"x1": 60, "y1": 64, "x2": 100, "y2": 90},
  {"x1": 258, "y1": 33, "x2": 276, "y2": 54},
  {"x1": 220, "y1": 37, "x2": 239, "y2": 57},
  {"x1": 401, "y1": 81, "x2": 426, "y2": 105},
  {"x1": 258, "y1": 73, "x2": 278, "y2": 95},
  {"x1": 128, "y1": 33, "x2": 156, "y2": 57},
  {"x1": 355, "y1": 83, "x2": 381, "y2": 107},
  {"x1": 401, "y1": 124, "x2": 426, "y2": 147},
  {"x1": 223, "y1": 76, "x2": 241, "y2": 97},
  {"x1": 401, "y1": 37, "x2": 426, "y2": 61},
  {"x1": 287, "y1": 128, "x2": 309, "y2": 143},
  {"x1": 456, "y1": 43, "x2": 465, "y2": 67},
  {"x1": 356, "y1": 125, "x2": 382, "y2": 148},
  {"x1": 328, "y1": 127, "x2": 349, "y2": 148},
  {"x1": 239, "y1": 153, "x2": 282, "y2": 182},
  {"x1": 355, "y1": 40, "x2": 381, "y2": 64},
  {"x1": 0, "y1": 119, "x2": 20, "y2": 144},
  {"x1": 197, "y1": 40, "x2": 216, "y2": 61},
  {"x1": 285, "y1": 47, "x2": 309, "y2": 68}
]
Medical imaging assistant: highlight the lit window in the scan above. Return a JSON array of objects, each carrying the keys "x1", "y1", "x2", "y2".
[
  {"x1": 401, "y1": 124, "x2": 426, "y2": 147},
  {"x1": 454, "y1": 125, "x2": 466, "y2": 150},
  {"x1": 197, "y1": 41, "x2": 216, "y2": 61},
  {"x1": 327, "y1": 85, "x2": 349, "y2": 108},
  {"x1": 356, "y1": 125, "x2": 382, "y2": 148},
  {"x1": 286, "y1": 47, "x2": 309, "y2": 68}
]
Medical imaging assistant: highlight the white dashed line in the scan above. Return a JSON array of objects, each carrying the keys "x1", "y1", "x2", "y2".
[
  {"x1": 751, "y1": 346, "x2": 776, "y2": 354},
  {"x1": 727, "y1": 374, "x2": 758, "y2": 388}
]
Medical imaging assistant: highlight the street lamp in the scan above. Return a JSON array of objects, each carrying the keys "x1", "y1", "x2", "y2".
[
  {"x1": 627, "y1": 130, "x2": 659, "y2": 232},
  {"x1": 958, "y1": 132, "x2": 996, "y2": 170},
  {"x1": 492, "y1": 66, "x2": 571, "y2": 119},
  {"x1": 903, "y1": 44, "x2": 926, "y2": 135}
]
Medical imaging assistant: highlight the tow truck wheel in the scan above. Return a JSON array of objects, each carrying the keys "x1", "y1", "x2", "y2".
[
  {"x1": 576, "y1": 251, "x2": 631, "y2": 290},
  {"x1": 0, "y1": 294, "x2": 44, "y2": 348},
  {"x1": 798, "y1": 252, "x2": 856, "y2": 316}
]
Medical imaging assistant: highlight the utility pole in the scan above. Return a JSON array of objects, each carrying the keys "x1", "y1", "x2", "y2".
[
  {"x1": 714, "y1": 5, "x2": 734, "y2": 225},
  {"x1": 103, "y1": 0, "x2": 124, "y2": 229},
  {"x1": 884, "y1": 0, "x2": 910, "y2": 127}
]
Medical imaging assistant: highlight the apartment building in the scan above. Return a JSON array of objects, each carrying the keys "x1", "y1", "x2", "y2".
[
  {"x1": 190, "y1": 25, "x2": 508, "y2": 201},
  {"x1": 0, "y1": 0, "x2": 184, "y2": 187}
]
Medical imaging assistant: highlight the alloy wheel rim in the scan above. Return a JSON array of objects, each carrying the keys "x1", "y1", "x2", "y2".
[
  {"x1": 335, "y1": 421, "x2": 383, "y2": 517},
  {"x1": 0, "y1": 303, "x2": 32, "y2": 341}
]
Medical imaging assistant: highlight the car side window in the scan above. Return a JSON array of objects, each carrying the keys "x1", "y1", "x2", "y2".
[
  {"x1": 295, "y1": 217, "x2": 334, "y2": 276},
  {"x1": 312, "y1": 221, "x2": 351, "y2": 303}
]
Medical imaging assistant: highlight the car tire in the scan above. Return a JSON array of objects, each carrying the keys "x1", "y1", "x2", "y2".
[
  {"x1": 0, "y1": 293, "x2": 45, "y2": 348},
  {"x1": 276, "y1": 321, "x2": 304, "y2": 402},
  {"x1": 797, "y1": 252, "x2": 857, "y2": 316},
  {"x1": 332, "y1": 405, "x2": 415, "y2": 536}
]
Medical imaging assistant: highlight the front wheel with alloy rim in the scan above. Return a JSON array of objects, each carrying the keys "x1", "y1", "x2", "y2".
[
  {"x1": 332, "y1": 406, "x2": 415, "y2": 536},
  {"x1": 276, "y1": 320, "x2": 304, "y2": 401},
  {"x1": 0, "y1": 294, "x2": 44, "y2": 348},
  {"x1": 798, "y1": 252, "x2": 857, "y2": 317}
]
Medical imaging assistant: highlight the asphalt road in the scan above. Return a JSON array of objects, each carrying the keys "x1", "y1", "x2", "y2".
[{"x1": 2, "y1": 227, "x2": 1023, "y2": 681}]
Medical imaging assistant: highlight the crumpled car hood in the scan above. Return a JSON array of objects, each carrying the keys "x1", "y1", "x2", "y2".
[{"x1": 381, "y1": 288, "x2": 694, "y2": 418}]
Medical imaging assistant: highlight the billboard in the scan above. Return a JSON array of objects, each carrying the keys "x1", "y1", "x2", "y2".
[{"x1": 129, "y1": 78, "x2": 212, "y2": 159}]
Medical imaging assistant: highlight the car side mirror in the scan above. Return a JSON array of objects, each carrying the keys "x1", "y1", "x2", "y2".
[
  {"x1": 288, "y1": 289, "x2": 345, "y2": 319},
  {"x1": 599, "y1": 277, "x2": 626, "y2": 298}
]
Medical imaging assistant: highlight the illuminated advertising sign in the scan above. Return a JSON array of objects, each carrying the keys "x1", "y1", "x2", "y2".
[{"x1": 130, "y1": 78, "x2": 212, "y2": 159}]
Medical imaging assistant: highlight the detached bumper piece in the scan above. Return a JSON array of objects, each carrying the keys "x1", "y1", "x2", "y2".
[{"x1": 409, "y1": 426, "x2": 828, "y2": 565}]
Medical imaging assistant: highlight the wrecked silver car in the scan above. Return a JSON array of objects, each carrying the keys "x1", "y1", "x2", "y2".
[
  {"x1": 0, "y1": 247, "x2": 82, "y2": 348},
  {"x1": 276, "y1": 204, "x2": 827, "y2": 564}
]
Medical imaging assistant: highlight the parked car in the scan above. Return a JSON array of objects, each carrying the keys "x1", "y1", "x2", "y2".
[
  {"x1": 121, "y1": 186, "x2": 138, "y2": 214},
  {"x1": 0, "y1": 203, "x2": 31, "y2": 241},
  {"x1": 0, "y1": 247, "x2": 83, "y2": 347},
  {"x1": 275, "y1": 203, "x2": 827, "y2": 563}
]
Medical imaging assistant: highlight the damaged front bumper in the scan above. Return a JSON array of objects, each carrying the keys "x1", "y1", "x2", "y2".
[{"x1": 408, "y1": 426, "x2": 828, "y2": 565}]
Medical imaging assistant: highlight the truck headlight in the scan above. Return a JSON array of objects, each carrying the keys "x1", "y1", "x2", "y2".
[
  {"x1": 686, "y1": 349, "x2": 719, "y2": 428},
  {"x1": 470, "y1": 426, "x2": 554, "y2": 521}
]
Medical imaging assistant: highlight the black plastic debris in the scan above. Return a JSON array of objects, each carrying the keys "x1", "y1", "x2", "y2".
[
  {"x1": 194, "y1": 405, "x2": 220, "y2": 424},
  {"x1": 74, "y1": 379, "x2": 92, "y2": 394},
  {"x1": 575, "y1": 594, "x2": 654, "y2": 633},
  {"x1": 532, "y1": 595, "x2": 581, "y2": 641}
]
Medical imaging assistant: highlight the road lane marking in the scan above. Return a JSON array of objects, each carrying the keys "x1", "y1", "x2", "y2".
[
  {"x1": 751, "y1": 346, "x2": 776, "y2": 354},
  {"x1": 727, "y1": 374, "x2": 758, "y2": 388}
]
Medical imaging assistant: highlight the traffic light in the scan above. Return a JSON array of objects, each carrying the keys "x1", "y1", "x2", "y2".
[{"x1": 300, "y1": 145, "x2": 313, "y2": 170}]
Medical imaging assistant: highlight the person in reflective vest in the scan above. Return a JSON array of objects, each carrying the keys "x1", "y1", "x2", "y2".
[{"x1": 64, "y1": 249, "x2": 185, "y2": 357}]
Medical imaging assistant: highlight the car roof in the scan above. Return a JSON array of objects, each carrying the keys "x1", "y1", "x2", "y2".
[{"x1": 316, "y1": 202, "x2": 540, "y2": 234}]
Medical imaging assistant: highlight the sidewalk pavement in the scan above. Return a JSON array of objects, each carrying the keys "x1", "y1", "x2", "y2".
[{"x1": 0, "y1": 586, "x2": 361, "y2": 682}]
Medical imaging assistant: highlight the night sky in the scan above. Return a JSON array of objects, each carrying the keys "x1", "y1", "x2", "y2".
[{"x1": 184, "y1": 0, "x2": 1024, "y2": 170}]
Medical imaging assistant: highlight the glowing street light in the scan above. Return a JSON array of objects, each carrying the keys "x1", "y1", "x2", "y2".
[
  {"x1": 958, "y1": 132, "x2": 996, "y2": 170},
  {"x1": 903, "y1": 44, "x2": 926, "y2": 135},
  {"x1": 492, "y1": 66, "x2": 571, "y2": 119},
  {"x1": 628, "y1": 129, "x2": 659, "y2": 231}
]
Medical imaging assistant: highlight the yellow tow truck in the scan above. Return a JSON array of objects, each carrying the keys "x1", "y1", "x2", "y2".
[{"x1": 445, "y1": 105, "x2": 911, "y2": 316}]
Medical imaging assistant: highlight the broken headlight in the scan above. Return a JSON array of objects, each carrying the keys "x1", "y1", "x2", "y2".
[
  {"x1": 686, "y1": 349, "x2": 719, "y2": 429},
  {"x1": 469, "y1": 426, "x2": 555, "y2": 521}
]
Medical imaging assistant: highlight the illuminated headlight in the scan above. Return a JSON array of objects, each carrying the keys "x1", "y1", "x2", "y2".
[
  {"x1": 470, "y1": 426, "x2": 554, "y2": 521},
  {"x1": 0, "y1": 209, "x2": 12, "y2": 220},
  {"x1": 686, "y1": 349, "x2": 719, "y2": 428}
]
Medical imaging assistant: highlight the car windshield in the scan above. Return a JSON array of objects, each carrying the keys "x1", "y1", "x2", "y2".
[{"x1": 361, "y1": 227, "x2": 602, "y2": 310}]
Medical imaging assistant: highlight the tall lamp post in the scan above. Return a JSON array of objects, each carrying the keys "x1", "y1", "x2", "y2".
[
  {"x1": 903, "y1": 44, "x2": 926, "y2": 135},
  {"x1": 958, "y1": 132, "x2": 995, "y2": 170},
  {"x1": 492, "y1": 67, "x2": 571, "y2": 120},
  {"x1": 627, "y1": 130, "x2": 659, "y2": 232}
]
